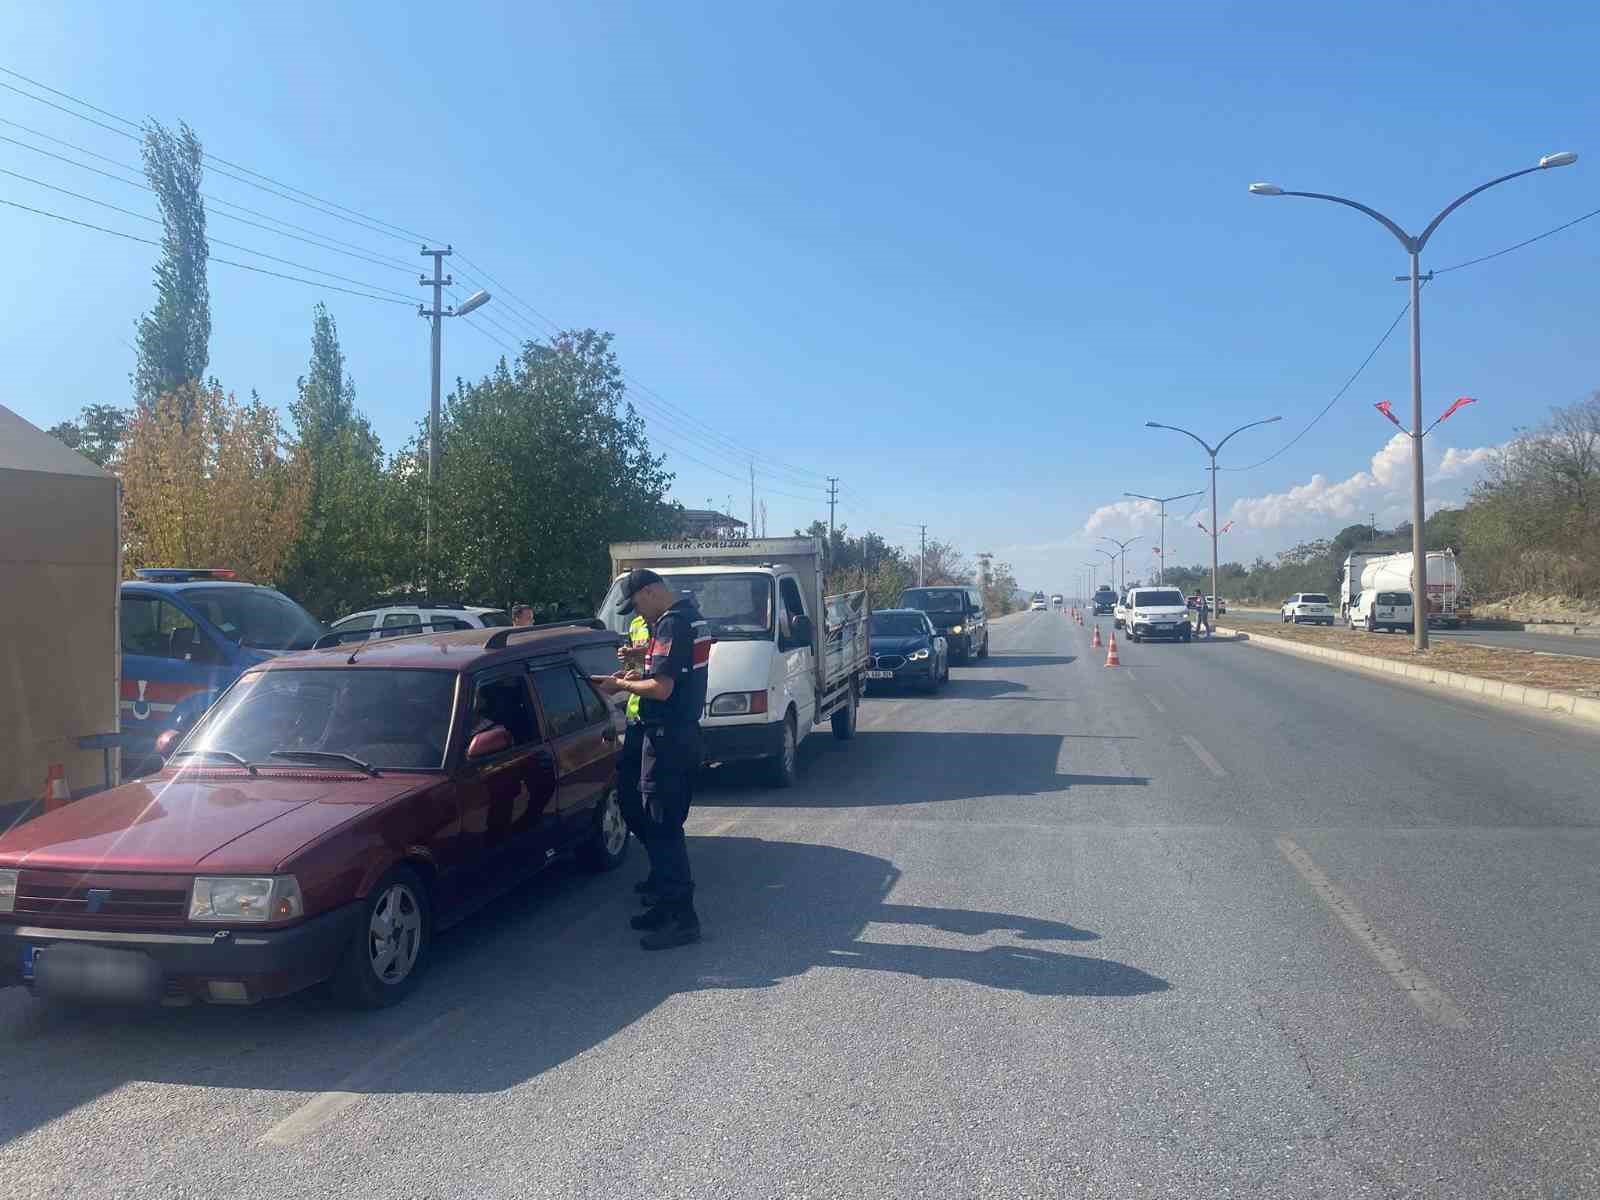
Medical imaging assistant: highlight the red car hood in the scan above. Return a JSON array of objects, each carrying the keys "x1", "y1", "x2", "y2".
[{"x1": 0, "y1": 770, "x2": 428, "y2": 873}]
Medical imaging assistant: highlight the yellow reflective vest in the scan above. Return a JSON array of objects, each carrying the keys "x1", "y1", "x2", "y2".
[{"x1": 626, "y1": 614, "x2": 650, "y2": 720}]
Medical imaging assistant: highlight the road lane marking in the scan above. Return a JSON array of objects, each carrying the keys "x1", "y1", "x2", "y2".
[
  {"x1": 1180, "y1": 734, "x2": 1226, "y2": 777},
  {"x1": 1124, "y1": 669, "x2": 1138, "y2": 680},
  {"x1": 700, "y1": 816, "x2": 740, "y2": 836},
  {"x1": 260, "y1": 1006, "x2": 467, "y2": 1146},
  {"x1": 1146, "y1": 695, "x2": 1165, "y2": 714},
  {"x1": 1275, "y1": 837, "x2": 1468, "y2": 1029}
]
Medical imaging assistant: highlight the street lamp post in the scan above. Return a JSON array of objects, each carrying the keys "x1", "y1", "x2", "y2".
[
  {"x1": 1099, "y1": 535, "x2": 1142, "y2": 593},
  {"x1": 1124, "y1": 490, "x2": 1204, "y2": 585},
  {"x1": 1249, "y1": 151, "x2": 1577, "y2": 649},
  {"x1": 1094, "y1": 548, "x2": 1118, "y2": 598},
  {"x1": 1082, "y1": 561, "x2": 1101, "y2": 605},
  {"x1": 1145, "y1": 418, "x2": 1282, "y2": 633}
]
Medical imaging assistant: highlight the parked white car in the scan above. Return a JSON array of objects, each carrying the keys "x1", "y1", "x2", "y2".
[
  {"x1": 1348, "y1": 589, "x2": 1414, "y2": 634},
  {"x1": 1124, "y1": 586, "x2": 1192, "y2": 643},
  {"x1": 327, "y1": 601, "x2": 512, "y2": 642},
  {"x1": 1281, "y1": 593, "x2": 1335, "y2": 626}
]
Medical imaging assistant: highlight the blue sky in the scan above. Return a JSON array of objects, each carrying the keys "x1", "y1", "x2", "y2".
[{"x1": 3, "y1": 2, "x2": 1596, "y2": 592}]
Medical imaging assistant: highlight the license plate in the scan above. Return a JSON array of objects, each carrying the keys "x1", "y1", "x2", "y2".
[
  {"x1": 866, "y1": 670, "x2": 892, "y2": 679},
  {"x1": 21, "y1": 945, "x2": 43, "y2": 982}
]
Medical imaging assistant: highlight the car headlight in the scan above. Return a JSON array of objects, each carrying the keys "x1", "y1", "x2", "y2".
[
  {"x1": 908, "y1": 648, "x2": 931, "y2": 661},
  {"x1": 709, "y1": 691, "x2": 769, "y2": 716},
  {"x1": 949, "y1": 625, "x2": 963, "y2": 635},
  {"x1": 189, "y1": 875, "x2": 303, "y2": 923},
  {"x1": 0, "y1": 868, "x2": 17, "y2": 914}
]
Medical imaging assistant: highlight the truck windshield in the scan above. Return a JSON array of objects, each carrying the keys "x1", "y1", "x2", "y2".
[
  {"x1": 183, "y1": 587, "x2": 324, "y2": 651},
  {"x1": 180, "y1": 668, "x2": 458, "y2": 770},
  {"x1": 901, "y1": 589, "x2": 966, "y2": 614},
  {"x1": 658, "y1": 574, "x2": 774, "y2": 640}
]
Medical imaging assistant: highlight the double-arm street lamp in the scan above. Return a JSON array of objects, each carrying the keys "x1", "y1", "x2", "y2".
[
  {"x1": 1145, "y1": 418, "x2": 1282, "y2": 630},
  {"x1": 1099, "y1": 535, "x2": 1141, "y2": 593},
  {"x1": 1123, "y1": 490, "x2": 1204, "y2": 586},
  {"x1": 1094, "y1": 547, "x2": 1119, "y2": 596},
  {"x1": 1249, "y1": 150, "x2": 1577, "y2": 649}
]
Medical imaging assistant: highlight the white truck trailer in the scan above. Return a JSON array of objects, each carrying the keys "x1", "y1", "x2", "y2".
[
  {"x1": 1341, "y1": 549, "x2": 1468, "y2": 628},
  {"x1": 602, "y1": 538, "x2": 870, "y2": 787}
]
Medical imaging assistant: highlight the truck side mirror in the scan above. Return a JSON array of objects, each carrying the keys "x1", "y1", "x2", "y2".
[{"x1": 789, "y1": 614, "x2": 814, "y2": 647}]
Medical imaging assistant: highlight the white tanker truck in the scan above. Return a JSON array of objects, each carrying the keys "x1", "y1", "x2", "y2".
[{"x1": 1340, "y1": 549, "x2": 1469, "y2": 628}]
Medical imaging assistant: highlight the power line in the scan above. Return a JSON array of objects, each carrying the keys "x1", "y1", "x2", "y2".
[
  {"x1": 0, "y1": 65, "x2": 440, "y2": 247},
  {"x1": 0, "y1": 121, "x2": 420, "y2": 275},
  {"x1": 1, "y1": 164, "x2": 420, "y2": 300},
  {"x1": 1, "y1": 196, "x2": 415, "y2": 306},
  {"x1": 1432, "y1": 204, "x2": 1600, "y2": 274}
]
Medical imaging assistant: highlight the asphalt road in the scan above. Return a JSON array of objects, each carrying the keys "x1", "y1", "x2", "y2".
[
  {"x1": 3, "y1": 610, "x2": 1599, "y2": 1198},
  {"x1": 1227, "y1": 606, "x2": 1600, "y2": 659}
]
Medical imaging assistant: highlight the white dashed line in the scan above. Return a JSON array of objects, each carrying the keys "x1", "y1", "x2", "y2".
[
  {"x1": 1181, "y1": 734, "x2": 1226, "y2": 777},
  {"x1": 1276, "y1": 836, "x2": 1468, "y2": 1028},
  {"x1": 1146, "y1": 695, "x2": 1165, "y2": 714}
]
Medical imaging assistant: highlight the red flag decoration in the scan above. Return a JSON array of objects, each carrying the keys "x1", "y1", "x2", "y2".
[
  {"x1": 1196, "y1": 521, "x2": 1209, "y2": 534},
  {"x1": 1436, "y1": 396, "x2": 1477, "y2": 424},
  {"x1": 1375, "y1": 400, "x2": 1402, "y2": 428},
  {"x1": 1219, "y1": 521, "x2": 1234, "y2": 535}
]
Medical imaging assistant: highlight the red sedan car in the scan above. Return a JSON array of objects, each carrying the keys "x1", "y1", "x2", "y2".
[{"x1": 0, "y1": 621, "x2": 629, "y2": 1009}]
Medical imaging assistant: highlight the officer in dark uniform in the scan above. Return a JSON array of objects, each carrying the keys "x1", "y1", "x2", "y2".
[{"x1": 591, "y1": 569, "x2": 709, "y2": 950}]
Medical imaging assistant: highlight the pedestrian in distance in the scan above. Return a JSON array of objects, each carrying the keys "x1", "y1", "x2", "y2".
[
  {"x1": 1192, "y1": 591, "x2": 1212, "y2": 638},
  {"x1": 591, "y1": 569, "x2": 711, "y2": 950},
  {"x1": 511, "y1": 604, "x2": 534, "y2": 627}
]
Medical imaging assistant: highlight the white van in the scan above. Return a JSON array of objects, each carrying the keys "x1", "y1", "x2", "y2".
[
  {"x1": 1123, "y1": 586, "x2": 1192, "y2": 643},
  {"x1": 1349, "y1": 589, "x2": 1414, "y2": 634},
  {"x1": 602, "y1": 538, "x2": 869, "y2": 788}
]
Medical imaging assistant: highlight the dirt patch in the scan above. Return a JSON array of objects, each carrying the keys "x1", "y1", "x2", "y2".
[
  {"x1": 1475, "y1": 593, "x2": 1600, "y2": 626},
  {"x1": 1229, "y1": 622, "x2": 1600, "y2": 698}
]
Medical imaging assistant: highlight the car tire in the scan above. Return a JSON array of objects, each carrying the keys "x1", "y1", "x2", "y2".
[
  {"x1": 977, "y1": 637, "x2": 989, "y2": 659},
  {"x1": 831, "y1": 686, "x2": 857, "y2": 740},
  {"x1": 577, "y1": 785, "x2": 630, "y2": 872},
  {"x1": 1365, "y1": 615, "x2": 1375, "y2": 633},
  {"x1": 767, "y1": 713, "x2": 798, "y2": 788},
  {"x1": 333, "y1": 864, "x2": 430, "y2": 1010}
]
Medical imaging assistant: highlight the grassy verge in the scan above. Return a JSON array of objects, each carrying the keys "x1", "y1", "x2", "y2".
[{"x1": 1229, "y1": 622, "x2": 1600, "y2": 698}]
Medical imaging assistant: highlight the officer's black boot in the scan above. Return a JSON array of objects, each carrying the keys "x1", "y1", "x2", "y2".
[
  {"x1": 639, "y1": 901, "x2": 700, "y2": 950},
  {"x1": 630, "y1": 905, "x2": 672, "y2": 932}
]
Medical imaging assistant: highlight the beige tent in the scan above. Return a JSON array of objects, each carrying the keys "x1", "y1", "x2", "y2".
[{"x1": 1, "y1": 404, "x2": 120, "y2": 809}]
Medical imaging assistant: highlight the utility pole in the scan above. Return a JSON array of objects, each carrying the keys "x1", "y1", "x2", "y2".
[
  {"x1": 760, "y1": 500, "x2": 768, "y2": 537},
  {"x1": 749, "y1": 462, "x2": 756, "y2": 539},
  {"x1": 419, "y1": 246, "x2": 491, "y2": 597},
  {"x1": 826, "y1": 476, "x2": 839, "y2": 568},
  {"x1": 919, "y1": 525, "x2": 928, "y2": 587}
]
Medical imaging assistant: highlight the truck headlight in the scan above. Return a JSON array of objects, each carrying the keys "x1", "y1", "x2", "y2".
[
  {"x1": 709, "y1": 691, "x2": 769, "y2": 716},
  {"x1": 0, "y1": 869, "x2": 17, "y2": 914},
  {"x1": 908, "y1": 648, "x2": 931, "y2": 661},
  {"x1": 189, "y1": 875, "x2": 303, "y2": 923}
]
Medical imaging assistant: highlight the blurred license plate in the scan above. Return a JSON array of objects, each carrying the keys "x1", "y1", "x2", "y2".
[
  {"x1": 866, "y1": 670, "x2": 892, "y2": 679},
  {"x1": 21, "y1": 945, "x2": 43, "y2": 981}
]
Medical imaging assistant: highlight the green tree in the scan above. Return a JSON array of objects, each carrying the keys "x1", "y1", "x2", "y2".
[
  {"x1": 277, "y1": 305, "x2": 391, "y2": 619},
  {"x1": 45, "y1": 404, "x2": 130, "y2": 467},
  {"x1": 419, "y1": 330, "x2": 678, "y2": 612},
  {"x1": 133, "y1": 121, "x2": 210, "y2": 417}
]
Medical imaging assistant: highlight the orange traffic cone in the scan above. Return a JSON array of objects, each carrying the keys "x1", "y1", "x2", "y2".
[
  {"x1": 42, "y1": 763, "x2": 69, "y2": 812},
  {"x1": 1091, "y1": 625, "x2": 1102, "y2": 648},
  {"x1": 1104, "y1": 631, "x2": 1121, "y2": 668}
]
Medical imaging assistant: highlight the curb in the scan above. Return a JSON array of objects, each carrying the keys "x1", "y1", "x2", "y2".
[{"x1": 1216, "y1": 626, "x2": 1600, "y2": 729}]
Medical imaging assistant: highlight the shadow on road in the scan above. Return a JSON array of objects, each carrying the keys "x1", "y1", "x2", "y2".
[
  {"x1": 696, "y1": 730, "x2": 1149, "y2": 807},
  {"x1": 980, "y1": 654, "x2": 1077, "y2": 668},
  {"x1": 0, "y1": 837, "x2": 1168, "y2": 1146}
]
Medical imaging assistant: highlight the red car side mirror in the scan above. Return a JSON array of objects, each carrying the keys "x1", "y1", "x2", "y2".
[
  {"x1": 466, "y1": 725, "x2": 511, "y2": 761},
  {"x1": 155, "y1": 729, "x2": 182, "y2": 758}
]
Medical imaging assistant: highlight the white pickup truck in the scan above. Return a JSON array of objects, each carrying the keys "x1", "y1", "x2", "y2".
[{"x1": 602, "y1": 538, "x2": 870, "y2": 787}]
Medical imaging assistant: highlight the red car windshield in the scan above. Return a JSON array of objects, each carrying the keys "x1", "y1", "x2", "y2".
[{"x1": 180, "y1": 668, "x2": 458, "y2": 770}]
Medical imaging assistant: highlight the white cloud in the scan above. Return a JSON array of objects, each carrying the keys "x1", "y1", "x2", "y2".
[
  {"x1": 1227, "y1": 433, "x2": 1499, "y2": 533},
  {"x1": 1083, "y1": 498, "x2": 1161, "y2": 536}
]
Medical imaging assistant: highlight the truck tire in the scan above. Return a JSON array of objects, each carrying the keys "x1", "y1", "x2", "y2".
[
  {"x1": 831, "y1": 685, "x2": 857, "y2": 740},
  {"x1": 766, "y1": 713, "x2": 798, "y2": 788}
]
